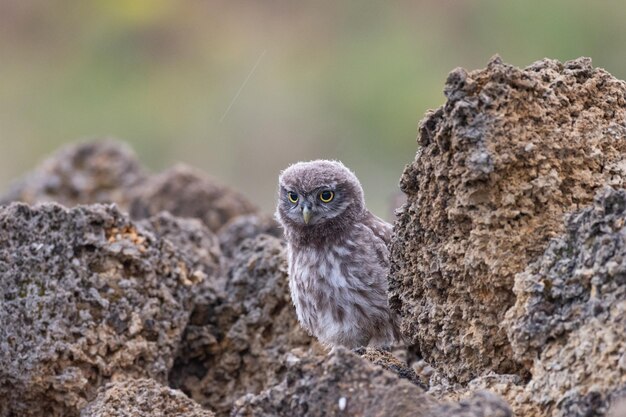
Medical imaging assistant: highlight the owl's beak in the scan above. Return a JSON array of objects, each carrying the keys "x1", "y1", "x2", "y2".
[{"x1": 302, "y1": 206, "x2": 312, "y2": 224}]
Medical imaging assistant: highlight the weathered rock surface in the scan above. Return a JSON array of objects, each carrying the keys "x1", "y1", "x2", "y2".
[
  {"x1": 144, "y1": 212, "x2": 224, "y2": 293},
  {"x1": 169, "y1": 234, "x2": 317, "y2": 416},
  {"x1": 430, "y1": 189, "x2": 626, "y2": 417},
  {"x1": 0, "y1": 203, "x2": 211, "y2": 416},
  {"x1": 232, "y1": 347, "x2": 512, "y2": 417},
  {"x1": 390, "y1": 56, "x2": 626, "y2": 383},
  {"x1": 81, "y1": 378, "x2": 214, "y2": 417},
  {"x1": 500, "y1": 187, "x2": 626, "y2": 416},
  {"x1": 0, "y1": 140, "x2": 146, "y2": 208},
  {"x1": 129, "y1": 164, "x2": 258, "y2": 232}
]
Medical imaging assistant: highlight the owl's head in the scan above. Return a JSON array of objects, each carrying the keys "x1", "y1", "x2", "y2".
[{"x1": 276, "y1": 160, "x2": 365, "y2": 230}]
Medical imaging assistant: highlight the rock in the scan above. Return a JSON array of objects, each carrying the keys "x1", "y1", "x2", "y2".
[
  {"x1": 144, "y1": 212, "x2": 224, "y2": 292},
  {"x1": 0, "y1": 142, "x2": 259, "y2": 234},
  {"x1": 429, "y1": 391, "x2": 513, "y2": 417},
  {"x1": 0, "y1": 203, "x2": 211, "y2": 416},
  {"x1": 129, "y1": 164, "x2": 258, "y2": 232},
  {"x1": 389, "y1": 56, "x2": 626, "y2": 383},
  {"x1": 231, "y1": 347, "x2": 436, "y2": 417},
  {"x1": 231, "y1": 347, "x2": 512, "y2": 417},
  {"x1": 0, "y1": 140, "x2": 146, "y2": 207},
  {"x1": 500, "y1": 187, "x2": 626, "y2": 416},
  {"x1": 217, "y1": 214, "x2": 282, "y2": 259},
  {"x1": 424, "y1": 188, "x2": 626, "y2": 416},
  {"x1": 169, "y1": 235, "x2": 317, "y2": 416},
  {"x1": 80, "y1": 378, "x2": 214, "y2": 417}
]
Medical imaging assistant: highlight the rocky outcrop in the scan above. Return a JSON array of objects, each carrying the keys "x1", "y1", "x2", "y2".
[
  {"x1": 145, "y1": 212, "x2": 224, "y2": 293},
  {"x1": 169, "y1": 235, "x2": 317, "y2": 416},
  {"x1": 390, "y1": 56, "x2": 626, "y2": 383},
  {"x1": 0, "y1": 203, "x2": 214, "y2": 416},
  {"x1": 0, "y1": 140, "x2": 146, "y2": 208},
  {"x1": 429, "y1": 189, "x2": 626, "y2": 417},
  {"x1": 502, "y1": 187, "x2": 626, "y2": 416},
  {"x1": 231, "y1": 347, "x2": 512, "y2": 417},
  {"x1": 81, "y1": 378, "x2": 214, "y2": 417},
  {"x1": 128, "y1": 164, "x2": 258, "y2": 233},
  {"x1": 0, "y1": 142, "x2": 258, "y2": 234}
]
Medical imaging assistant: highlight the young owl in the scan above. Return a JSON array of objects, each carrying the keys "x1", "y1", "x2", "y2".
[{"x1": 275, "y1": 160, "x2": 400, "y2": 348}]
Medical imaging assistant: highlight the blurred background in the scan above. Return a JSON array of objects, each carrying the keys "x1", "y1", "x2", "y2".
[{"x1": 2, "y1": 0, "x2": 626, "y2": 217}]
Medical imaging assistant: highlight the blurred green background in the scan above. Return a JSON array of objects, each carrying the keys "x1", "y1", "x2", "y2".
[{"x1": 2, "y1": 0, "x2": 626, "y2": 217}]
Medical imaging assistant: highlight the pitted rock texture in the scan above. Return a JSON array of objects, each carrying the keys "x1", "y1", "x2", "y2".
[
  {"x1": 231, "y1": 348, "x2": 512, "y2": 417},
  {"x1": 169, "y1": 234, "x2": 317, "y2": 417},
  {"x1": 501, "y1": 187, "x2": 626, "y2": 416},
  {"x1": 0, "y1": 140, "x2": 146, "y2": 208},
  {"x1": 144, "y1": 212, "x2": 224, "y2": 292},
  {"x1": 0, "y1": 203, "x2": 209, "y2": 416},
  {"x1": 129, "y1": 164, "x2": 258, "y2": 232},
  {"x1": 81, "y1": 378, "x2": 214, "y2": 417},
  {"x1": 390, "y1": 56, "x2": 626, "y2": 382}
]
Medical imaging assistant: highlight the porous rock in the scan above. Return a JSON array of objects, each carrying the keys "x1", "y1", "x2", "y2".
[
  {"x1": 144, "y1": 211, "x2": 224, "y2": 292},
  {"x1": 129, "y1": 164, "x2": 258, "y2": 232},
  {"x1": 80, "y1": 378, "x2": 214, "y2": 417},
  {"x1": 501, "y1": 187, "x2": 626, "y2": 416},
  {"x1": 169, "y1": 234, "x2": 317, "y2": 417},
  {"x1": 0, "y1": 203, "x2": 211, "y2": 416},
  {"x1": 390, "y1": 56, "x2": 626, "y2": 382},
  {"x1": 0, "y1": 140, "x2": 146, "y2": 207},
  {"x1": 231, "y1": 347, "x2": 512, "y2": 417}
]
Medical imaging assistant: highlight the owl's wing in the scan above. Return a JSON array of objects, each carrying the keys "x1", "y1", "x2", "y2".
[
  {"x1": 363, "y1": 211, "x2": 393, "y2": 246},
  {"x1": 362, "y1": 211, "x2": 393, "y2": 270}
]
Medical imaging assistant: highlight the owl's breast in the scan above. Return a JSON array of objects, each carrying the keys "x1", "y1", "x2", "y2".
[{"x1": 287, "y1": 239, "x2": 389, "y2": 344}]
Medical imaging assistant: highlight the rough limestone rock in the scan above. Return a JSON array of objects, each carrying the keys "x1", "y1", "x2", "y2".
[
  {"x1": 0, "y1": 203, "x2": 210, "y2": 416},
  {"x1": 169, "y1": 234, "x2": 317, "y2": 416},
  {"x1": 81, "y1": 378, "x2": 214, "y2": 417},
  {"x1": 231, "y1": 348, "x2": 512, "y2": 417},
  {"x1": 129, "y1": 164, "x2": 258, "y2": 232},
  {"x1": 0, "y1": 140, "x2": 146, "y2": 207},
  {"x1": 500, "y1": 187, "x2": 626, "y2": 416},
  {"x1": 390, "y1": 57, "x2": 626, "y2": 382}
]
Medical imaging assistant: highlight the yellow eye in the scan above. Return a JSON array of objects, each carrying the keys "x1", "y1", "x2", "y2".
[
  {"x1": 287, "y1": 192, "x2": 299, "y2": 203},
  {"x1": 319, "y1": 190, "x2": 334, "y2": 203}
]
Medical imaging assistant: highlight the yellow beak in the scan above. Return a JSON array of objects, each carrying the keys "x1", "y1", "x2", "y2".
[{"x1": 302, "y1": 207, "x2": 312, "y2": 224}]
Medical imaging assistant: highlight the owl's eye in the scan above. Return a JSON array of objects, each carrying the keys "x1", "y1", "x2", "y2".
[
  {"x1": 319, "y1": 190, "x2": 334, "y2": 203},
  {"x1": 287, "y1": 192, "x2": 299, "y2": 203}
]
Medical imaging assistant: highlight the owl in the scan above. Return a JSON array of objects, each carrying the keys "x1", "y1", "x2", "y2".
[{"x1": 275, "y1": 160, "x2": 400, "y2": 348}]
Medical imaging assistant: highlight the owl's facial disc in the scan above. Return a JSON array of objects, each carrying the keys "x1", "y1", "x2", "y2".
[{"x1": 281, "y1": 187, "x2": 347, "y2": 227}]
